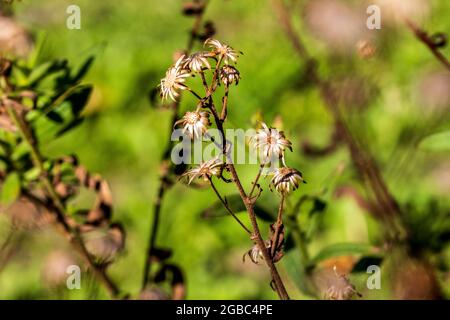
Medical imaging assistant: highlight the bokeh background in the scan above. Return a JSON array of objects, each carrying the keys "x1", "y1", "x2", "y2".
[{"x1": 0, "y1": 0, "x2": 449, "y2": 299}]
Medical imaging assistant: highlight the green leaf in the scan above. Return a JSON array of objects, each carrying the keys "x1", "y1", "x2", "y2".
[
  {"x1": 26, "y1": 61, "x2": 55, "y2": 87},
  {"x1": 419, "y1": 131, "x2": 450, "y2": 152},
  {"x1": 24, "y1": 167, "x2": 42, "y2": 182},
  {"x1": 308, "y1": 243, "x2": 379, "y2": 267},
  {"x1": 72, "y1": 56, "x2": 95, "y2": 83},
  {"x1": 1, "y1": 172, "x2": 21, "y2": 206}
]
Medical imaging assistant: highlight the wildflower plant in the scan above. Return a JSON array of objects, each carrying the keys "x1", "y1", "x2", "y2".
[{"x1": 159, "y1": 38, "x2": 306, "y2": 299}]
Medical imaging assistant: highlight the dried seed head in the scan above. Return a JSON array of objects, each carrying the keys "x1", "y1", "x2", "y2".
[
  {"x1": 250, "y1": 123, "x2": 292, "y2": 164},
  {"x1": 181, "y1": 157, "x2": 223, "y2": 184},
  {"x1": 174, "y1": 110, "x2": 210, "y2": 140},
  {"x1": 270, "y1": 167, "x2": 304, "y2": 195},
  {"x1": 324, "y1": 266, "x2": 361, "y2": 300},
  {"x1": 244, "y1": 240, "x2": 271, "y2": 264},
  {"x1": 220, "y1": 65, "x2": 240, "y2": 86},
  {"x1": 81, "y1": 224, "x2": 125, "y2": 265},
  {"x1": 204, "y1": 38, "x2": 241, "y2": 64},
  {"x1": 0, "y1": 16, "x2": 33, "y2": 57},
  {"x1": 159, "y1": 55, "x2": 191, "y2": 101},
  {"x1": 3, "y1": 196, "x2": 53, "y2": 229},
  {"x1": 183, "y1": 52, "x2": 211, "y2": 72}
]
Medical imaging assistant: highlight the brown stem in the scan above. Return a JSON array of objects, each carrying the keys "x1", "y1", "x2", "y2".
[
  {"x1": 204, "y1": 51, "x2": 290, "y2": 299},
  {"x1": 227, "y1": 164, "x2": 289, "y2": 299},
  {"x1": 200, "y1": 71, "x2": 209, "y2": 92},
  {"x1": 142, "y1": 5, "x2": 209, "y2": 290},
  {"x1": 405, "y1": 18, "x2": 450, "y2": 71},
  {"x1": 271, "y1": 195, "x2": 284, "y2": 258},
  {"x1": 249, "y1": 164, "x2": 264, "y2": 199},
  {"x1": 220, "y1": 85, "x2": 229, "y2": 121},
  {"x1": 203, "y1": 77, "x2": 289, "y2": 298}
]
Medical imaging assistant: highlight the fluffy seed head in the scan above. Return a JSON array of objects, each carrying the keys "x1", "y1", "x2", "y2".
[
  {"x1": 204, "y1": 38, "x2": 240, "y2": 64},
  {"x1": 159, "y1": 55, "x2": 191, "y2": 101},
  {"x1": 183, "y1": 52, "x2": 211, "y2": 72},
  {"x1": 182, "y1": 157, "x2": 224, "y2": 184},
  {"x1": 250, "y1": 123, "x2": 292, "y2": 164},
  {"x1": 174, "y1": 110, "x2": 210, "y2": 140}
]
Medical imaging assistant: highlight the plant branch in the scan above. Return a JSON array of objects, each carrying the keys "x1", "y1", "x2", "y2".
[
  {"x1": 220, "y1": 85, "x2": 229, "y2": 121},
  {"x1": 142, "y1": 4, "x2": 209, "y2": 290},
  {"x1": 405, "y1": 18, "x2": 450, "y2": 71},
  {"x1": 249, "y1": 164, "x2": 264, "y2": 199},
  {"x1": 205, "y1": 91, "x2": 290, "y2": 299},
  {"x1": 5, "y1": 103, "x2": 121, "y2": 299}
]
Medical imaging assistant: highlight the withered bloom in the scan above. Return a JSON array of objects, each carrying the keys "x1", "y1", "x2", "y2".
[
  {"x1": 182, "y1": 157, "x2": 223, "y2": 184},
  {"x1": 204, "y1": 38, "x2": 240, "y2": 64},
  {"x1": 270, "y1": 167, "x2": 304, "y2": 195},
  {"x1": 159, "y1": 55, "x2": 191, "y2": 101},
  {"x1": 324, "y1": 266, "x2": 361, "y2": 300},
  {"x1": 183, "y1": 52, "x2": 211, "y2": 72},
  {"x1": 174, "y1": 110, "x2": 210, "y2": 140},
  {"x1": 220, "y1": 65, "x2": 240, "y2": 86},
  {"x1": 250, "y1": 123, "x2": 292, "y2": 164},
  {"x1": 244, "y1": 240, "x2": 272, "y2": 264}
]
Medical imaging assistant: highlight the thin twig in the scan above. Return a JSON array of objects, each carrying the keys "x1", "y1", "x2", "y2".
[
  {"x1": 220, "y1": 85, "x2": 229, "y2": 121},
  {"x1": 270, "y1": 195, "x2": 284, "y2": 258},
  {"x1": 5, "y1": 104, "x2": 121, "y2": 298},
  {"x1": 405, "y1": 18, "x2": 450, "y2": 71},
  {"x1": 208, "y1": 177, "x2": 252, "y2": 234},
  {"x1": 249, "y1": 164, "x2": 264, "y2": 199},
  {"x1": 141, "y1": 4, "x2": 209, "y2": 290}
]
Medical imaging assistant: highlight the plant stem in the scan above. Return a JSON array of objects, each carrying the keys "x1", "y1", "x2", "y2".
[
  {"x1": 405, "y1": 18, "x2": 450, "y2": 71},
  {"x1": 220, "y1": 85, "x2": 229, "y2": 121},
  {"x1": 5, "y1": 103, "x2": 121, "y2": 299},
  {"x1": 141, "y1": 5, "x2": 209, "y2": 290},
  {"x1": 227, "y1": 163, "x2": 289, "y2": 299},
  {"x1": 208, "y1": 177, "x2": 252, "y2": 234},
  {"x1": 204, "y1": 52, "x2": 290, "y2": 300},
  {"x1": 270, "y1": 195, "x2": 284, "y2": 258},
  {"x1": 249, "y1": 164, "x2": 264, "y2": 199}
]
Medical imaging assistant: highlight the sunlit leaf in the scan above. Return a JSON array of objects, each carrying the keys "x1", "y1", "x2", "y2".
[
  {"x1": 419, "y1": 131, "x2": 450, "y2": 152},
  {"x1": 0, "y1": 172, "x2": 21, "y2": 206}
]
